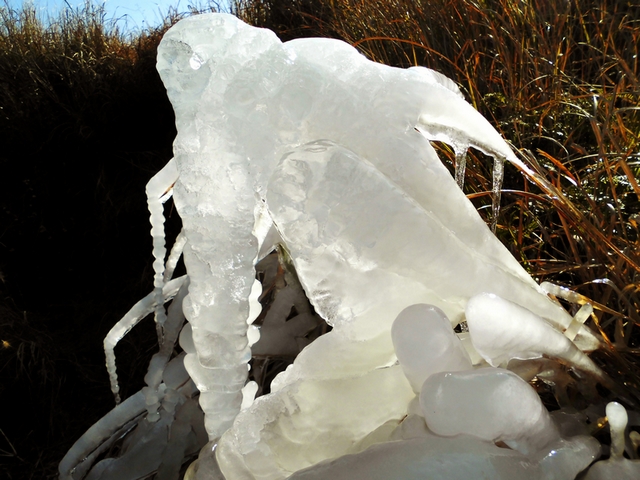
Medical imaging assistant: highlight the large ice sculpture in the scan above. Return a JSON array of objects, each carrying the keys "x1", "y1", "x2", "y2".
[
  {"x1": 60, "y1": 12, "x2": 620, "y2": 480},
  {"x1": 153, "y1": 11, "x2": 602, "y2": 439}
]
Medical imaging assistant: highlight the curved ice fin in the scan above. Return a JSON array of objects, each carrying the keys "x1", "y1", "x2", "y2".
[{"x1": 466, "y1": 293, "x2": 605, "y2": 380}]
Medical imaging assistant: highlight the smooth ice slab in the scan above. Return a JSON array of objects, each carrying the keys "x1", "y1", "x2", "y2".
[{"x1": 267, "y1": 141, "x2": 574, "y2": 336}]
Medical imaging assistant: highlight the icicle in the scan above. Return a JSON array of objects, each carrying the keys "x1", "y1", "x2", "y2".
[
  {"x1": 540, "y1": 282, "x2": 599, "y2": 344},
  {"x1": 145, "y1": 158, "x2": 179, "y2": 339},
  {"x1": 564, "y1": 303, "x2": 593, "y2": 342},
  {"x1": 582, "y1": 402, "x2": 640, "y2": 478},
  {"x1": 607, "y1": 402, "x2": 628, "y2": 459},
  {"x1": 491, "y1": 156, "x2": 504, "y2": 233},
  {"x1": 541, "y1": 282, "x2": 589, "y2": 304},
  {"x1": 104, "y1": 276, "x2": 186, "y2": 404},
  {"x1": 144, "y1": 278, "x2": 189, "y2": 421},
  {"x1": 454, "y1": 149, "x2": 468, "y2": 191},
  {"x1": 466, "y1": 293, "x2": 606, "y2": 382},
  {"x1": 163, "y1": 229, "x2": 186, "y2": 284}
]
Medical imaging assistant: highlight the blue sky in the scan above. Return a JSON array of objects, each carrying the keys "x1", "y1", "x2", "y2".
[{"x1": 5, "y1": 1, "x2": 232, "y2": 33}]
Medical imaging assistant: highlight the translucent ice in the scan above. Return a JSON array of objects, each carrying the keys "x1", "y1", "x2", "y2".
[
  {"x1": 391, "y1": 304, "x2": 472, "y2": 392},
  {"x1": 215, "y1": 136, "x2": 591, "y2": 478},
  {"x1": 419, "y1": 368, "x2": 560, "y2": 455},
  {"x1": 287, "y1": 424, "x2": 599, "y2": 480},
  {"x1": 466, "y1": 293, "x2": 604, "y2": 379},
  {"x1": 154, "y1": 12, "x2": 607, "y2": 476}
]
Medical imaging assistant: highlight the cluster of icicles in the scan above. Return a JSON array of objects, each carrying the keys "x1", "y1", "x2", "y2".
[{"x1": 58, "y1": 12, "x2": 640, "y2": 480}]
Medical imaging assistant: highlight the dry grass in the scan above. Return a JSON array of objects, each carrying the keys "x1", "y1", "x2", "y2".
[
  {"x1": 0, "y1": 0, "x2": 177, "y2": 153},
  {"x1": 0, "y1": 1, "x2": 192, "y2": 478}
]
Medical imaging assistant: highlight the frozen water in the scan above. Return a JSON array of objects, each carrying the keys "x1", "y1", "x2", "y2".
[
  {"x1": 607, "y1": 401, "x2": 628, "y2": 458},
  {"x1": 419, "y1": 368, "x2": 560, "y2": 455},
  {"x1": 158, "y1": 10, "x2": 584, "y2": 438},
  {"x1": 582, "y1": 402, "x2": 640, "y2": 479},
  {"x1": 214, "y1": 135, "x2": 601, "y2": 477},
  {"x1": 155, "y1": 12, "x2": 608, "y2": 478},
  {"x1": 288, "y1": 437, "x2": 600, "y2": 480},
  {"x1": 391, "y1": 304, "x2": 472, "y2": 392},
  {"x1": 287, "y1": 419, "x2": 599, "y2": 480},
  {"x1": 61, "y1": 11, "x2": 615, "y2": 480}
]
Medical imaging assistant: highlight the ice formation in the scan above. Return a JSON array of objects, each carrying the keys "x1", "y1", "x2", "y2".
[
  {"x1": 59, "y1": 12, "x2": 638, "y2": 480},
  {"x1": 152, "y1": 10, "x2": 598, "y2": 445},
  {"x1": 466, "y1": 293, "x2": 605, "y2": 380},
  {"x1": 391, "y1": 304, "x2": 472, "y2": 392},
  {"x1": 583, "y1": 402, "x2": 640, "y2": 479},
  {"x1": 286, "y1": 419, "x2": 599, "y2": 480},
  {"x1": 420, "y1": 368, "x2": 561, "y2": 455}
]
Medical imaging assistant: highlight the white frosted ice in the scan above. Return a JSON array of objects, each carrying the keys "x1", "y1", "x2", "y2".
[
  {"x1": 391, "y1": 304, "x2": 472, "y2": 392},
  {"x1": 582, "y1": 402, "x2": 640, "y2": 479},
  {"x1": 419, "y1": 368, "x2": 560, "y2": 455},
  {"x1": 607, "y1": 401, "x2": 628, "y2": 458}
]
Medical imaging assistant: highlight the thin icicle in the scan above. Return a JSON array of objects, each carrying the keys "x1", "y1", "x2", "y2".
[
  {"x1": 143, "y1": 278, "x2": 189, "y2": 421},
  {"x1": 564, "y1": 303, "x2": 593, "y2": 342},
  {"x1": 145, "y1": 158, "x2": 179, "y2": 339},
  {"x1": 491, "y1": 156, "x2": 504, "y2": 233},
  {"x1": 163, "y1": 229, "x2": 187, "y2": 284},
  {"x1": 454, "y1": 150, "x2": 468, "y2": 191},
  {"x1": 104, "y1": 276, "x2": 186, "y2": 404}
]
